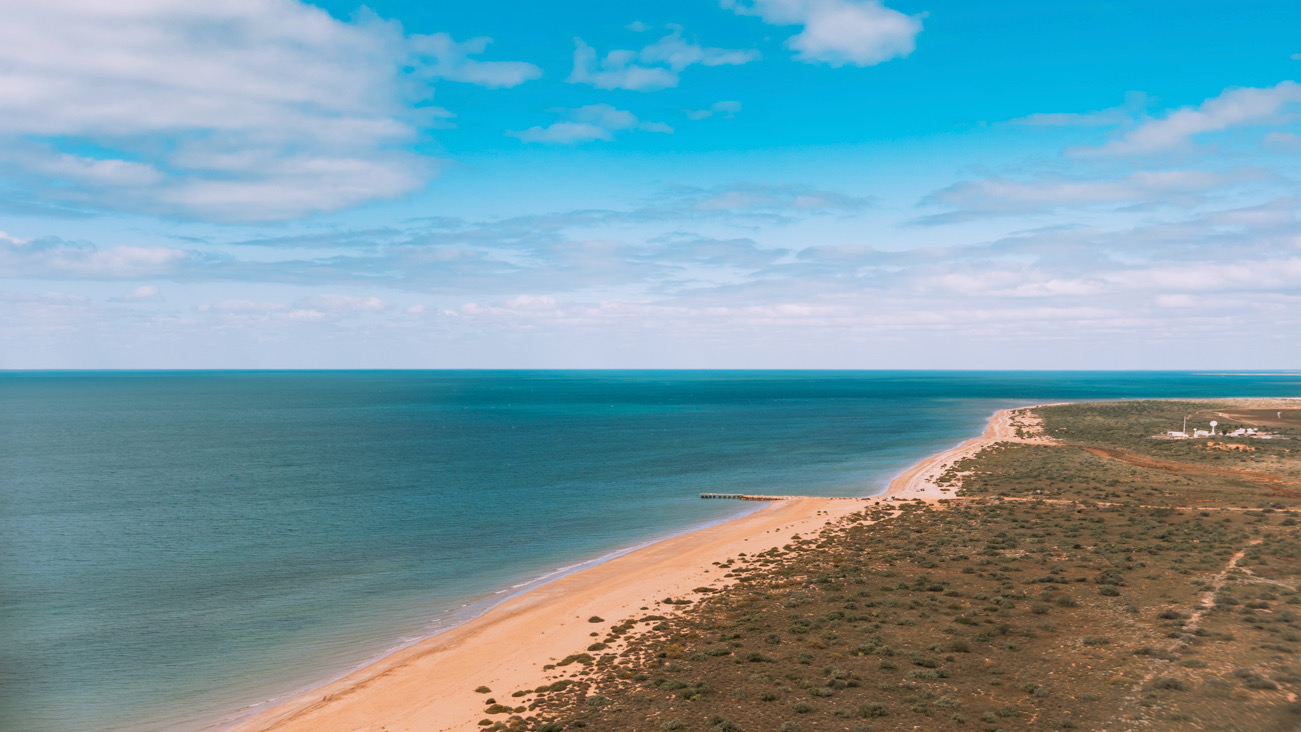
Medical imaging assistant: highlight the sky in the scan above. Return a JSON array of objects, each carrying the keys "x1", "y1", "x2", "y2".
[{"x1": 1, "y1": 0, "x2": 1300, "y2": 369}]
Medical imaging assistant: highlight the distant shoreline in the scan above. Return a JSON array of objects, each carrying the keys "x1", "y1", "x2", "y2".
[{"x1": 225, "y1": 405, "x2": 1043, "y2": 732}]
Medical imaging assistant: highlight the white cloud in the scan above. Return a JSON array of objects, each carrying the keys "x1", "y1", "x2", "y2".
[
  {"x1": 298, "y1": 294, "x2": 388, "y2": 313},
  {"x1": 1087, "y1": 81, "x2": 1301, "y2": 155},
  {"x1": 31, "y1": 153, "x2": 165, "y2": 187},
  {"x1": 198, "y1": 300, "x2": 288, "y2": 314},
  {"x1": 686, "y1": 101, "x2": 743, "y2": 120},
  {"x1": 1155, "y1": 294, "x2": 1196, "y2": 308},
  {"x1": 1011, "y1": 91, "x2": 1149, "y2": 127},
  {"x1": 0, "y1": 1, "x2": 532, "y2": 221},
  {"x1": 113, "y1": 285, "x2": 164, "y2": 303},
  {"x1": 1263, "y1": 131, "x2": 1301, "y2": 152},
  {"x1": 568, "y1": 28, "x2": 758, "y2": 91},
  {"x1": 0, "y1": 235, "x2": 191, "y2": 278},
  {"x1": 724, "y1": 0, "x2": 923, "y2": 67},
  {"x1": 196, "y1": 294, "x2": 385, "y2": 322},
  {"x1": 510, "y1": 122, "x2": 617, "y2": 145},
  {"x1": 1101, "y1": 258, "x2": 1301, "y2": 296},
  {"x1": 460, "y1": 295, "x2": 562, "y2": 318},
  {"x1": 407, "y1": 33, "x2": 542, "y2": 88},
  {"x1": 509, "y1": 105, "x2": 673, "y2": 144},
  {"x1": 669, "y1": 182, "x2": 869, "y2": 215},
  {"x1": 7, "y1": 181, "x2": 1301, "y2": 367},
  {"x1": 916, "y1": 169, "x2": 1259, "y2": 223}
]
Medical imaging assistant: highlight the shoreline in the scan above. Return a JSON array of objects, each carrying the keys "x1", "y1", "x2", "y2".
[
  {"x1": 226, "y1": 405, "x2": 1043, "y2": 732},
  {"x1": 208, "y1": 500, "x2": 771, "y2": 730}
]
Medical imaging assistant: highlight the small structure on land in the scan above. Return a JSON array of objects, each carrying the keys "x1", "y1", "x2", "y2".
[{"x1": 1161, "y1": 420, "x2": 1278, "y2": 441}]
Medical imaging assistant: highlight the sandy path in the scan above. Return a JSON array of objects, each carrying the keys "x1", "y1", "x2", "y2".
[
  {"x1": 1079, "y1": 445, "x2": 1301, "y2": 497},
  {"x1": 228, "y1": 406, "x2": 1040, "y2": 732}
]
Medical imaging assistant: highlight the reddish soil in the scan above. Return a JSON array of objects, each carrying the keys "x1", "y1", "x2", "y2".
[{"x1": 1079, "y1": 445, "x2": 1301, "y2": 498}]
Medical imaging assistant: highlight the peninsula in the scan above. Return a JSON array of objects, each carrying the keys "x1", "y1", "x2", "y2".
[{"x1": 230, "y1": 400, "x2": 1300, "y2": 732}]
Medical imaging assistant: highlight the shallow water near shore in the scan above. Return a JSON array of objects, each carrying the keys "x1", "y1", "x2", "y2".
[{"x1": 2, "y1": 370, "x2": 1299, "y2": 732}]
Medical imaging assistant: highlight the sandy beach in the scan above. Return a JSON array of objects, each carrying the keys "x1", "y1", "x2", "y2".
[
  {"x1": 887, "y1": 404, "x2": 1056, "y2": 499},
  {"x1": 227, "y1": 406, "x2": 1040, "y2": 732}
]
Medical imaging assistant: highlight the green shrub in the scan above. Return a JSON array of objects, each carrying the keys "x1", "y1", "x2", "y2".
[{"x1": 858, "y1": 702, "x2": 890, "y2": 717}]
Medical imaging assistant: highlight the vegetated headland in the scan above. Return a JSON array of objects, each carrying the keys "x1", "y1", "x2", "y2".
[
  {"x1": 518, "y1": 400, "x2": 1301, "y2": 732},
  {"x1": 232, "y1": 399, "x2": 1301, "y2": 732}
]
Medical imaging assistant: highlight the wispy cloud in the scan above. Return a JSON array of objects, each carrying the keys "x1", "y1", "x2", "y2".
[
  {"x1": 509, "y1": 105, "x2": 672, "y2": 144},
  {"x1": 0, "y1": 234, "x2": 197, "y2": 279},
  {"x1": 1263, "y1": 131, "x2": 1301, "y2": 152},
  {"x1": 914, "y1": 169, "x2": 1263, "y2": 224},
  {"x1": 1010, "y1": 91, "x2": 1149, "y2": 127},
  {"x1": 686, "y1": 101, "x2": 743, "y2": 120},
  {"x1": 111, "y1": 285, "x2": 164, "y2": 303},
  {"x1": 6, "y1": 190, "x2": 1301, "y2": 367},
  {"x1": 724, "y1": 0, "x2": 923, "y2": 67},
  {"x1": 1083, "y1": 81, "x2": 1301, "y2": 155},
  {"x1": 407, "y1": 33, "x2": 542, "y2": 88},
  {"x1": 196, "y1": 294, "x2": 389, "y2": 323},
  {"x1": 568, "y1": 27, "x2": 758, "y2": 91},
  {"x1": 643, "y1": 182, "x2": 871, "y2": 222}
]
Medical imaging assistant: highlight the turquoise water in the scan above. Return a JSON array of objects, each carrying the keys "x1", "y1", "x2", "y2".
[{"x1": 2, "y1": 371, "x2": 1299, "y2": 732}]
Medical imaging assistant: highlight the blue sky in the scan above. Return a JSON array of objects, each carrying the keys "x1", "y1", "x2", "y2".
[{"x1": 1, "y1": 0, "x2": 1299, "y2": 368}]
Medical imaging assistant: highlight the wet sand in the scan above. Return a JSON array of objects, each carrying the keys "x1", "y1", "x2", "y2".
[{"x1": 228, "y1": 407, "x2": 1038, "y2": 732}]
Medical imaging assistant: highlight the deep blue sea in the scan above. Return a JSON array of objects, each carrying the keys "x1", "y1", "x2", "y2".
[{"x1": 2, "y1": 371, "x2": 1299, "y2": 732}]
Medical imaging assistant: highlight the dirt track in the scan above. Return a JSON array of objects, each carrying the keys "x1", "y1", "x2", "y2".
[{"x1": 1078, "y1": 445, "x2": 1301, "y2": 498}]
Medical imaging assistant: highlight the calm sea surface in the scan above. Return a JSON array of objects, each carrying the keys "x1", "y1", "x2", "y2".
[{"x1": 2, "y1": 371, "x2": 1299, "y2": 731}]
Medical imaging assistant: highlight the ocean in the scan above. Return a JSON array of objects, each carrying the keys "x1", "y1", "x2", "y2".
[{"x1": 2, "y1": 371, "x2": 1298, "y2": 732}]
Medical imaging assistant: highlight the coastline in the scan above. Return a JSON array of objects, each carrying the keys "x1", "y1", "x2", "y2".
[{"x1": 226, "y1": 405, "x2": 1044, "y2": 732}]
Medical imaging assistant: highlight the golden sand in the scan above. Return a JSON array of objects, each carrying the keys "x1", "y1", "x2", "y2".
[{"x1": 228, "y1": 407, "x2": 1041, "y2": 732}]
